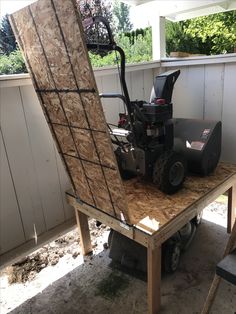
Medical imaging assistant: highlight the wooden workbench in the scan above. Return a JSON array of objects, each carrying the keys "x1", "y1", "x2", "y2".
[{"x1": 67, "y1": 163, "x2": 236, "y2": 314}]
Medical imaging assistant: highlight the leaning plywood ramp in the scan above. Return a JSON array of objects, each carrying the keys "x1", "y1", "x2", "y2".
[{"x1": 9, "y1": 0, "x2": 129, "y2": 222}]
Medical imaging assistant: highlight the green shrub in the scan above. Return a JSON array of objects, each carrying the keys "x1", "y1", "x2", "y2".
[
  {"x1": 89, "y1": 28, "x2": 152, "y2": 67},
  {"x1": 0, "y1": 49, "x2": 27, "y2": 74},
  {"x1": 166, "y1": 11, "x2": 236, "y2": 55},
  {"x1": 0, "y1": 29, "x2": 152, "y2": 75}
]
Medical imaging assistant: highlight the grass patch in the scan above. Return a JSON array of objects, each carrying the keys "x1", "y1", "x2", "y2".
[{"x1": 95, "y1": 271, "x2": 130, "y2": 300}]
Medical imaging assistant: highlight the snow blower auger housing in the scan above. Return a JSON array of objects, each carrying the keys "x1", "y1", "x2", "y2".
[{"x1": 83, "y1": 16, "x2": 221, "y2": 194}]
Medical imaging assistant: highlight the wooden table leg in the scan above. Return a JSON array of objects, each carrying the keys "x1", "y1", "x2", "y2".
[
  {"x1": 227, "y1": 184, "x2": 236, "y2": 233},
  {"x1": 75, "y1": 209, "x2": 92, "y2": 255},
  {"x1": 147, "y1": 244, "x2": 161, "y2": 314},
  {"x1": 201, "y1": 275, "x2": 221, "y2": 314}
]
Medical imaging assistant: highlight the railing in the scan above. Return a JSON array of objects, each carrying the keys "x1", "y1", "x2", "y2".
[{"x1": 1, "y1": 54, "x2": 236, "y2": 259}]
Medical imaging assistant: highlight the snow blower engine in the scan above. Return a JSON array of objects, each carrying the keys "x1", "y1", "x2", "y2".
[{"x1": 113, "y1": 69, "x2": 184, "y2": 194}]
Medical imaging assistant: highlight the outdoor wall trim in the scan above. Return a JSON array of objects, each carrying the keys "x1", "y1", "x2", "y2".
[
  {"x1": 0, "y1": 61, "x2": 161, "y2": 87},
  {"x1": 161, "y1": 53, "x2": 236, "y2": 67},
  {"x1": 0, "y1": 73, "x2": 32, "y2": 88},
  {"x1": 1, "y1": 53, "x2": 236, "y2": 88}
]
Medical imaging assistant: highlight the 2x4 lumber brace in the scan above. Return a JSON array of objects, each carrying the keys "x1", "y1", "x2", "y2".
[
  {"x1": 75, "y1": 210, "x2": 92, "y2": 255},
  {"x1": 147, "y1": 244, "x2": 162, "y2": 314},
  {"x1": 66, "y1": 192, "x2": 149, "y2": 247}
]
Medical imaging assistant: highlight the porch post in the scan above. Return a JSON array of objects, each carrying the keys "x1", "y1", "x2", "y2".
[{"x1": 151, "y1": 15, "x2": 166, "y2": 61}]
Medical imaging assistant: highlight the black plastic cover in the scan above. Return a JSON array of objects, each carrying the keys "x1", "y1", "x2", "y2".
[
  {"x1": 154, "y1": 69, "x2": 180, "y2": 104},
  {"x1": 173, "y1": 118, "x2": 222, "y2": 175}
]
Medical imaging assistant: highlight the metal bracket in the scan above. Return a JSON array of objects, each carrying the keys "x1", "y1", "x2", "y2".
[
  {"x1": 76, "y1": 196, "x2": 84, "y2": 205},
  {"x1": 119, "y1": 222, "x2": 131, "y2": 230}
]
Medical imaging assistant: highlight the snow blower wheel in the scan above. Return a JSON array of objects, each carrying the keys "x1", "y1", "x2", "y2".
[
  {"x1": 163, "y1": 241, "x2": 181, "y2": 273},
  {"x1": 153, "y1": 151, "x2": 186, "y2": 194}
]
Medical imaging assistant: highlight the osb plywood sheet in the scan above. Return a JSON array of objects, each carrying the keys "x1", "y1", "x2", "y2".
[
  {"x1": 125, "y1": 163, "x2": 236, "y2": 232},
  {"x1": 10, "y1": 0, "x2": 128, "y2": 221}
]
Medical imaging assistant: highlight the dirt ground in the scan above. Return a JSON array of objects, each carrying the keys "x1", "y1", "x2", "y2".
[
  {"x1": 1, "y1": 197, "x2": 236, "y2": 314},
  {"x1": 5, "y1": 220, "x2": 109, "y2": 285}
]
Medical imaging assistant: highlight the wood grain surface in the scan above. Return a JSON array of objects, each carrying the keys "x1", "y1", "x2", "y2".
[
  {"x1": 9, "y1": 0, "x2": 129, "y2": 222},
  {"x1": 125, "y1": 163, "x2": 236, "y2": 229}
]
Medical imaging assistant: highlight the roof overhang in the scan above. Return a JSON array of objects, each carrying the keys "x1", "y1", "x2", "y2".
[{"x1": 122, "y1": 0, "x2": 236, "y2": 21}]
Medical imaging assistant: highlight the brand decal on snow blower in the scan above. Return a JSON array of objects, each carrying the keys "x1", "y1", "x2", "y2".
[{"x1": 190, "y1": 141, "x2": 205, "y2": 151}]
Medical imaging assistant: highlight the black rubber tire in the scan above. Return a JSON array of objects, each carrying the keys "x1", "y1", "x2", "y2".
[
  {"x1": 153, "y1": 151, "x2": 186, "y2": 194},
  {"x1": 108, "y1": 229, "x2": 114, "y2": 247},
  {"x1": 164, "y1": 241, "x2": 181, "y2": 273}
]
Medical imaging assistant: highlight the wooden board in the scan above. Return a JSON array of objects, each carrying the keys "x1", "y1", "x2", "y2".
[
  {"x1": 9, "y1": 0, "x2": 129, "y2": 222},
  {"x1": 125, "y1": 163, "x2": 236, "y2": 232}
]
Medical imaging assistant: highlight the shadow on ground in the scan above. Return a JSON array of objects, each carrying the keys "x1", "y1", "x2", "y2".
[{"x1": 8, "y1": 220, "x2": 236, "y2": 314}]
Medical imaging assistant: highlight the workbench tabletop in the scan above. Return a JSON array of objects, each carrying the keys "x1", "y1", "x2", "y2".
[{"x1": 125, "y1": 163, "x2": 236, "y2": 235}]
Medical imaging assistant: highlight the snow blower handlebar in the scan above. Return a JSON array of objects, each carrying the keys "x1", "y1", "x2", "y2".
[{"x1": 83, "y1": 16, "x2": 134, "y2": 126}]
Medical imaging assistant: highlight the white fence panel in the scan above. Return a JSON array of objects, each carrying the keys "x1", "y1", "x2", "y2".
[
  {"x1": 168, "y1": 65, "x2": 205, "y2": 119},
  {"x1": 1, "y1": 86, "x2": 46, "y2": 241},
  {"x1": 204, "y1": 64, "x2": 225, "y2": 121},
  {"x1": 0, "y1": 130, "x2": 25, "y2": 253},
  {"x1": 99, "y1": 74, "x2": 121, "y2": 125},
  {"x1": 0, "y1": 83, "x2": 74, "y2": 261},
  {"x1": 221, "y1": 63, "x2": 236, "y2": 163}
]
